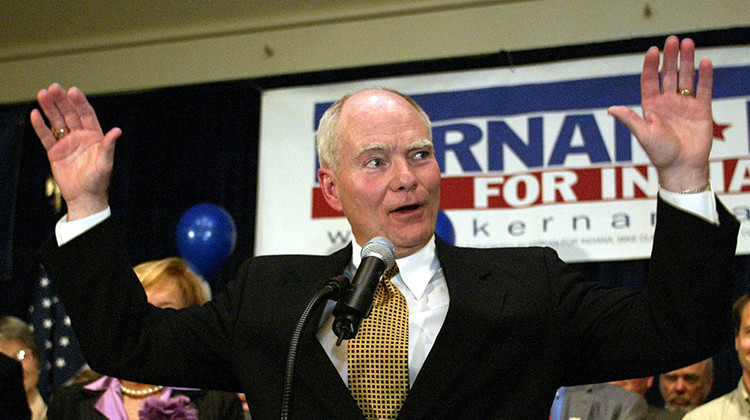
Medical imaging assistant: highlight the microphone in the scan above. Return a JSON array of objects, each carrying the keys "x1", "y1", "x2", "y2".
[{"x1": 332, "y1": 237, "x2": 396, "y2": 345}]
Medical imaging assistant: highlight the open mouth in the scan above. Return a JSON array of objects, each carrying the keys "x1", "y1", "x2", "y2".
[{"x1": 393, "y1": 204, "x2": 421, "y2": 213}]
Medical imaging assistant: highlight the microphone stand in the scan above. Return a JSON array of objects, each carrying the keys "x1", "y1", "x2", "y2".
[{"x1": 280, "y1": 275, "x2": 350, "y2": 420}]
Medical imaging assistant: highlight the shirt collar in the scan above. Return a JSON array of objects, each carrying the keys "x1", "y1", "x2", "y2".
[
  {"x1": 83, "y1": 375, "x2": 117, "y2": 391},
  {"x1": 351, "y1": 235, "x2": 439, "y2": 300},
  {"x1": 86, "y1": 376, "x2": 129, "y2": 419}
]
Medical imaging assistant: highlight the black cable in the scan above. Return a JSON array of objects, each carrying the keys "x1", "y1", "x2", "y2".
[{"x1": 280, "y1": 275, "x2": 350, "y2": 420}]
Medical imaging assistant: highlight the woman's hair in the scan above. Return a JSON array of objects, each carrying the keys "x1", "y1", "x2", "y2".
[
  {"x1": 0, "y1": 315, "x2": 41, "y2": 364},
  {"x1": 134, "y1": 257, "x2": 208, "y2": 307}
]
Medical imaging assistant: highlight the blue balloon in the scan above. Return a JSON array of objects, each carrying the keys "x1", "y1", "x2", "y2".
[
  {"x1": 435, "y1": 210, "x2": 455, "y2": 245},
  {"x1": 176, "y1": 203, "x2": 237, "y2": 277}
]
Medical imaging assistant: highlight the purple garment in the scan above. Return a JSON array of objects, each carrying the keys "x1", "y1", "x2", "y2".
[
  {"x1": 84, "y1": 376, "x2": 198, "y2": 420},
  {"x1": 139, "y1": 395, "x2": 198, "y2": 420}
]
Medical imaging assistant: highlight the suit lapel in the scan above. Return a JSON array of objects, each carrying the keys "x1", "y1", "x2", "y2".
[
  {"x1": 296, "y1": 325, "x2": 364, "y2": 418},
  {"x1": 399, "y1": 237, "x2": 509, "y2": 418},
  {"x1": 288, "y1": 243, "x2": 364, "y2": 419}
]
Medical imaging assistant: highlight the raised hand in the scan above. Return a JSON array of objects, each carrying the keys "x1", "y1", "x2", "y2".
[
  {"x1": 608, "y1": 36, "x2": 714, "y2": 193},
  {"x1": 30, "y1": 84, "x2": 121, "y2": 221}
]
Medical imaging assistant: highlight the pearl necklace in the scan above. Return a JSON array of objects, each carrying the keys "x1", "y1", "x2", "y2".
[{"x1": 120, "y1": 383, "x2": 164, "y2": 398}]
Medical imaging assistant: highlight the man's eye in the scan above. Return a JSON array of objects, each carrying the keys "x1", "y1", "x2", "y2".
[
  {"x1": 365, "y1": 158, "x2": 383, "y2": 168},
  {"x1": 413, "y1": 150, "x2": 432, "y2": 160}
]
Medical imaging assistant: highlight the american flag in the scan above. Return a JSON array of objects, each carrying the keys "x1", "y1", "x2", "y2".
[{"x1": 29, "y1": 265, "x2": 86, "y2": 402}]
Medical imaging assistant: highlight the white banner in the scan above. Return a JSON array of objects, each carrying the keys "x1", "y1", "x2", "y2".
[{"x1": 257, "y1": 45, "x2": 750, "y2": 262}]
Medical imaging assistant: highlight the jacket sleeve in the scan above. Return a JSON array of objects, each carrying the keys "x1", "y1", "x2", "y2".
[
  {"x1": 554, "y1": 196, "x2": 739, "y2": 384},
  {"x1": 40, "y1": 217, "x2": 243, "y2": 392}
]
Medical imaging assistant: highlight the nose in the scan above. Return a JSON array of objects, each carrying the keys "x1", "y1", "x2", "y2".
[
  {"x1": 390, "y1": 157, "x2": 417, "y2": 191},
  {"x1": 674, "y1": 378, "x2": 687, "y2": 391}
]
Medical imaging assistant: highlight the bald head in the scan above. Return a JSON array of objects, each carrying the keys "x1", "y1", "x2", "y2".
[{"x1": 316, "y1": 88, "x2": 432, "y2": 172}]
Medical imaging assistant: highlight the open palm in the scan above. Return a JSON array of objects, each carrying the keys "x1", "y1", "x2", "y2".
[
  {"x1": 608, "y1": 36, "x2": 713, "y2": 192},
  {"x1": 30, "y1": 84, "x2": 121, "y2": 220}
]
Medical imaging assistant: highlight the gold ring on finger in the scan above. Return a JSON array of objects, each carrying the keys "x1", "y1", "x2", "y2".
[
  {"x1": 679, "y1": 89, "x2": 693, "y2": 96},
  {"x1": 52, "y1": 127, "x2": 68, "y2": 139}
]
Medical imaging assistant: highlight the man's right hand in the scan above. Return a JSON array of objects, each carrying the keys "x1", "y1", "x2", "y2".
[{"x1": 30, "y1": 84, "x2": 121, "y2": 221}]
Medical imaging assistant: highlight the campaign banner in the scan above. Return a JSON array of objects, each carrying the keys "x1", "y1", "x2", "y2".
[{"x1": 257, "y1": 45, "x2": 750, "y2": 262}]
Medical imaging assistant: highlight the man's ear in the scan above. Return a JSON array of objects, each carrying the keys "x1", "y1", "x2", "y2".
[{"x1": 318, "y1": 167, "x2": 343, "y2": 212}]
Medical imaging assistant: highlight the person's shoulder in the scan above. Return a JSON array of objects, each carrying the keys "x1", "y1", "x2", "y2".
[
  {"x1": 565, "y1": 383, "x2": 639, "y2": 400},
  {"x1": 604, "y1": 383, "x2": 643, "y2": 401},
  {"x1": 682, "y1": 405, "x2": 709, "y2": 419},
  {"x1": 682, "y1": 393, "x2": 733, "y2": 420},
  {"x1": 588, "y1": 383, "x2": 642, "y2": 400}
]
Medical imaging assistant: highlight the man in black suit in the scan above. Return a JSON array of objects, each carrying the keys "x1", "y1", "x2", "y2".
[{"x1": 31, "y1": 36, "x2": 739, "y2": 419}]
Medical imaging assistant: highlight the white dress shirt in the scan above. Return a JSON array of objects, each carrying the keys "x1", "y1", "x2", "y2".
[{"x1": 317, "y1": 236, "x2": 449, "y2": 387}]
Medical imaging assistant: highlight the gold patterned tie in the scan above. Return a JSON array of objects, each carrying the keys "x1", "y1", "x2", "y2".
[{"x1": 348, "y1": 264, "x2": 409, "y2": 420}]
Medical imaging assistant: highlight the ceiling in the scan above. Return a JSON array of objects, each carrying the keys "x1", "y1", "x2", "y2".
[{"x1": 0, "y1": 0, "x2": 516, "y2": 60}]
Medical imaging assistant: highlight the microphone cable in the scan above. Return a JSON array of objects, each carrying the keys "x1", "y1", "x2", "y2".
[{"x1": 280, "y1": 275, "x2": 350, "y2": 420}]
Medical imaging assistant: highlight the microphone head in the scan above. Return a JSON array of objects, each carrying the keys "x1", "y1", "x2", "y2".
[{"x1": 361, "y1": 237, "x2": 396, "y2": 270}]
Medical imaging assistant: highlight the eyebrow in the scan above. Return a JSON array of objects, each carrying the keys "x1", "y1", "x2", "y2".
[
  {"x1": 356, "y1": 139, "x2": 433, "y2": 156},
  {"x1": 407, "y1": 139, "x2": 434, "y2": 151},
  {"x1": 358, "y1": 142, "x2": 392, "y2": 156}
]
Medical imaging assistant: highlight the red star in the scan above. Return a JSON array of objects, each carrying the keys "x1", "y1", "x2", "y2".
[{"x1": 713, "y1": 120, "x2": 730, "y2": 140}]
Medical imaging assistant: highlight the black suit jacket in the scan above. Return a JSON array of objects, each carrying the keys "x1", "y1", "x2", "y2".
[{"x1": 41, "y1": 198, "x2": 739, "y2": 419}]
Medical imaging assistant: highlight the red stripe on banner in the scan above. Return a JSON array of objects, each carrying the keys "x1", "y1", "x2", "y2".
[
  {"x1": 439, "y1": 177, "x2": 475, "y2": 209},
  {"x1": 724, "y1": 159, "x2": 738, "y2": 191},
  {"x1": 572, "y1": 168, "x2": 603, "y2": 201},
  {"x1": 725, "y1": 158, "x2": 750, "y2": 192},
  {"x1": 629, "y1": 165, "x2": 652, "y2": 199}
]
